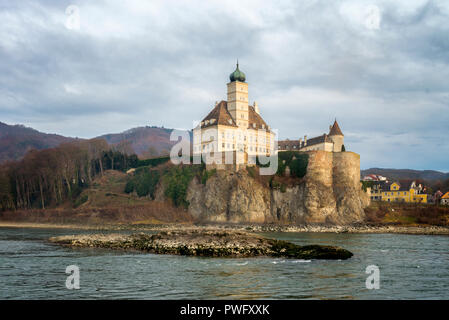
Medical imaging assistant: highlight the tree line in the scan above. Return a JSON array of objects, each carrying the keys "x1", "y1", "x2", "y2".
[{"x1": 0, "y1": 139, "x2": 138, "y2": 211}]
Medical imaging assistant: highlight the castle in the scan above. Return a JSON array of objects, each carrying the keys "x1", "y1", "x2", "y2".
[
  {"x1": 192, "y1": 63, "x2": 276, "y2": 165},
  {"x1": 278, "y1": 120, "x2": 345, "y2": 152},
  {"x1": 193, "y1": 63, "x2": 345, "y2": 167}
]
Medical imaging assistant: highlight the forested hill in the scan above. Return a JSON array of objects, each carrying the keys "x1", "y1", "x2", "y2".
[
  {"x1": 0, "y1": 123, "x2": 178, "y2": 163},
  {"x1": 96, "y1": 126, "x2": 176, "y2": 158},
  {"x1": 361, "y1": 168, "x2": 449, "y2": 181},
  {"x1": 0, "y1": 122, "x2": 76, "y2": 163}
]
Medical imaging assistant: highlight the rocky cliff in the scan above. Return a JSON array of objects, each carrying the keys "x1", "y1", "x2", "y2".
[{"x1": 186, "y1": 151, "x2": 370, "y2": 225}]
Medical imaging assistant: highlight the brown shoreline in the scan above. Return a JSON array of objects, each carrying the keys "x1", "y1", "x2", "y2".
[{"x1": 1, "y1": 221, "x2": 449, "y2": 235}]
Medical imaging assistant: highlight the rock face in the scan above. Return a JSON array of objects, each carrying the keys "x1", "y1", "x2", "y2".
[
  {"x1": 49, "y1": 230, "x2": 353, "y2": 260},
  {"x1": 187, "y1": 170, "x2": 270, "y2": 223},
  {"x1": 186, "y1": 151, "x2": 370, "y2": 225}
]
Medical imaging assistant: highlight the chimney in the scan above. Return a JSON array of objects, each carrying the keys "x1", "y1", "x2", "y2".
[
  {"x1": 304, "y1": 135, "x2": 307, "y2": 146},
  {"x1": 298, "y1": 138, "x2": 302, "y2": 148},
  {"x1": 329, "y1": 125, "x2": 332, "y2": 131},
  {"x1": 215, "y1": 101, "x2": 218, "y2": 106},
  {"x1": 253, "y1": 101, "x2": 260, "y2": 114}
]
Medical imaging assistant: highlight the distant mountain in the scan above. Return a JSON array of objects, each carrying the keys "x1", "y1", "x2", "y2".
[
  {"x1": 96, "y1": 126, "x2": 176, "y2": 158},
  {"x1": 0, "y1": 122, "x2": 178, "y2": 163},
  {"x1": 361, "y1": 168, "x2": 449, "y2": 181},
  {"x1": 0, "y1": 122, "x2": 77, "y2": 163}
]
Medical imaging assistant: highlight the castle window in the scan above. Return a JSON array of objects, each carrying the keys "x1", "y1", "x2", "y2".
[{"x1": 222, "y1": 143, "x2": 225, "y2": 148}]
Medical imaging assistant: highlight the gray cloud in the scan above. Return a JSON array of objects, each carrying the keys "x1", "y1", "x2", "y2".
[{"x1": 0, "y1": 0, "x2": 448, "y2": 171}]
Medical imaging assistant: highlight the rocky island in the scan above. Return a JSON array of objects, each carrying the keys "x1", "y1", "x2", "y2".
[{"x1": 49, "y1": 229, "x2": 353, "y2": 260}]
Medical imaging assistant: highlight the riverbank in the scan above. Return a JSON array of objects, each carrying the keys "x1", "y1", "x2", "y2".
[{"x1": 1, "y1": 221, "x2": 449, "y2": 235}]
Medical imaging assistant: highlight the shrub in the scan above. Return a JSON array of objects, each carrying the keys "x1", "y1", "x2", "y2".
[
  {"x1": 289, "y1": 154, "x2": 308, "y2": 178},
  {"x1": 272, "y1": 151, "x2": 308, "y2": 178},
  {"x1": 73, "y1": 194, "x2": 88, "y2": 208},
  {"x1": 124, "y1": 180, "x2": 134, "y2": 194},
  {"x1": 125, "y1": 168, "x2": 161, "y2": 199},
  {"x1": 361, "y1": 180, "x2": 374, "y2": 192},
  {"x1": 136, "y1": 156, "x2": 170, "y2": 168},
  {"x1": 163, "y1": 166, "x2": 196, "y2": 208}
]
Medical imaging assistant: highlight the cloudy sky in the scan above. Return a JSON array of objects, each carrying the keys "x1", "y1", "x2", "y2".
[{"x1": 1, "y1": 0, "x2": 448, "y2": 171}]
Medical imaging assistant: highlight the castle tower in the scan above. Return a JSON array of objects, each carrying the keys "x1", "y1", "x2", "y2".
[
  {"x1": 328, "y1": 119, "x2": 344, "y2": 152},
  {"x1": 227, "y1": 62, "x2": 249, "y2": 129}
]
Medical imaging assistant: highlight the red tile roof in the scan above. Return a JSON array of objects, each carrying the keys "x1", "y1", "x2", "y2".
[
  {"x1": 201, "y1": 101, "x2": 237, "y2": 128},
  {"x1": 201, "y1": 101, "x2": 271, "y2": 131},
  {"x1": 247, "y1": 105, "x2": 269, "y2": 130},
  {"x1": 329, "y1": 120, "x2": 343, "y2": 136}
]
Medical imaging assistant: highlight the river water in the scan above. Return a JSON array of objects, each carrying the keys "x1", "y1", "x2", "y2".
[{"x1": 0, "y1": 227, "x2": 447, "y2": 299}]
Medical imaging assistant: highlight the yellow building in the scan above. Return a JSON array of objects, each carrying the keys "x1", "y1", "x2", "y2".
[{"x1": 381, "y1": 181, "x2": 428, "y2": 203}]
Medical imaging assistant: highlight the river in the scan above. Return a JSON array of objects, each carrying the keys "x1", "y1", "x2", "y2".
[{"x1": 0, "y1": 227, "x2": 447, "y2": 299}]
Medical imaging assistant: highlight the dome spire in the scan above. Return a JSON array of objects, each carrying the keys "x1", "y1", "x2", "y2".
[{"x1": 229, "y1": 61, "x2": 246, "y2": 82}]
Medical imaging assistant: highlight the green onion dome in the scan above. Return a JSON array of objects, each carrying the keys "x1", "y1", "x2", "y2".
[{"x1": 229, "y1": 62, "x2": 246, "y2": 82}]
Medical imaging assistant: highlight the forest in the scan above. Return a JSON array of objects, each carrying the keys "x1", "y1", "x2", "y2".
[{"x1": 0, "y1": 139, "x2": 138, "y2": 211}]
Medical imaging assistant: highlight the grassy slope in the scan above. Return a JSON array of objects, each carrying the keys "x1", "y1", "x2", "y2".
[
  {"x1": 76, "y1": 170, "x2": 152, "y2": 208},
  {"x1": 364, "y1": 201, "x2": 449, "y2": 226}
]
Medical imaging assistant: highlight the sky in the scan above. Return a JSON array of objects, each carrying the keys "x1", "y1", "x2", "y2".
[{"x1": 0, "y1": 0, "x2": 448, "y2": 171}]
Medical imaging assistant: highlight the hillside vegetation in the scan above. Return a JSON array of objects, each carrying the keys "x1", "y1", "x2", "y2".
[
  {"x1": 365, "y1": 201, "x2": 449, "y2": 226},
  {"x1": 97, "y1": 126, "x2": 176, "y2": 158},
  {"x1": 362, "y1": 168, "x2": 449, "y2": 181}
]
